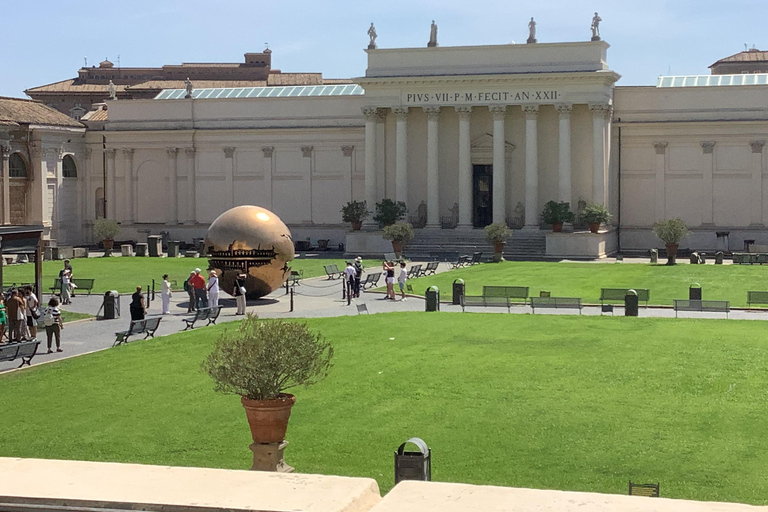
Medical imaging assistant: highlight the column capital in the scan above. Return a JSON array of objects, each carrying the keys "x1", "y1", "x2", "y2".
[
  {"x1": 392, "y1": 107, "x2": 409, "y2": 121},
  {"x1": 424, "y1": 106, "x2": 441, "y2": 121},
  {"x1": 522, "y1": 105, "x2": 539, "y2": 119},
  {"x1": 104, "y1": 148, "x2": 116, "y2": 158},
  {"x1": 301, "y1": 146, "x2": 314, "y2": 158},
  {"x1": 262, "y1": 146, "x2": 274, "y2": 158},
  {"x1": 489, "y1": 105, "x2": 507, "y2": 121},
  {"x1": 556, "y1": 103, "x2": 573, "y2": 115},
  {"x1": 455, "y1": 106, "x2": 473, "y2": 120},
  {"x1": 223, "y1": 147, "x2": 235, "y2": 158},
  {"x1": 122, "y1": 148, "x2": 134, "y2": 157},
  {"x1": 84, "y1": 148, "x2": 93, "y2": 159},
  {"x1": 341, "y1": 145, "x2": 354, "y2": 157},
  {"x1": 167, "y1": 147, "x2": 179, "y2": 158},
  {"x1": 184, "y1": 147, "x2": 196, "y2": 157},
  {"x1": 589, "y1": 103, "x2": 611, "y2": 116},
  {"x1": 751, "y1": 140, "x2": 766, "y2": 153},
  {"x1": 701, "y1": 141, "x2": 716, "y2": 154},
  {"x1": 653, "y1": 141, "x2": 668, "y2": 155},
  {"x1": 362, "y1": 106, "x2": 382, "y2": 122},
  {"x1": 0, "y1": 143, "x2": 10, "y2": 159}
]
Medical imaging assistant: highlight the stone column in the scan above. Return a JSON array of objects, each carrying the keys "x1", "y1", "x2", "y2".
[
  {"x1": 490, "y1": 105, "x2": 507, "y2": 225},
  {"x1": 122, "y1": 149, "x2": 134, "y2": 223},
  {"x1": 590, "y1": 104, "x2": 609, "y2": 205},
  {"x1": 105, "y1": 148, "x2": 116, "y2": 219},
  {"x1": 262, "y1": 147, "x2": 274, "y2": 211},
  {"x1": 750, "y1": 140, "x2": 765, "y2": 226},
  {"x1": 1, "y1": 143, "x2": 10, "y2": 225},
  {"x1": 185, "y1": 148, "x2": 196, "y2": 224},
  {"x1": 456, "y1": 106, "x2": 473, "y2": 229},
  {"x1": 393, "y1": 107, "x2": 409, "y2": 205},
  {"x1": 82, "y1": 148, "x2": 92, "y2": 227},
  {"x1": 653, "y1": 142, "x2": 668, "y2": 222},
  {"x1": 700, "y1": 142, "x2": 715, "y2": 225},
  {"x1": 425, "y1": 106, "x2": 441, "y2": 228},
  {"x1": 167, "y1": 148, "x2": 179, "y2": 224},
  {"x1": 222, "y1": 147, "x2": 235, "y2": 210},
  {"x1": 362, "y1": 107, "x2": 379, "y2": 228},
  {"x1": 523, "y1": 105, "x2": 539, "y2": 229},
  {"x1": 556, "y1": 104, "x2": 573, "y2": 204},
  {"x1": 50, "y1": 148, "x2": 64, "y2": 240}
]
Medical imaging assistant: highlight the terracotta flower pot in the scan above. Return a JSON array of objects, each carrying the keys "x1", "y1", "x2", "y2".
[
  {"x1": 589, "y1": 222, "x2": 600, "y2": 234},
  {"x1": 351, "y1": 221, "x2": 362, "y2": 231},
  {"x1": 665, "y1": 242, "x2": 679, "y2": 265},
  {"x1": 391, "y1": 240, "x2": 404, "y2": 259},
  {"x1": 102, "y1": 239, "x2": 114, "y2": 251},
  {"x1": 241, "y1": 394, "x2": 296, "y2": 444},
  {"x1": 493, "y1": 241, "x2": 505, "y2": 263},
  {"x1": 552, "y1": 222, "x2": 563, "y2": 233}
]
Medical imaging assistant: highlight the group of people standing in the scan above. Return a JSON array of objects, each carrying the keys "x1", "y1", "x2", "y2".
[
  {"x1": 344, "y1": 257, "x2": 364, "y2": 298},
  {"x1": 343, "y1": 258, "x2": 408, "y2": 301},
  {"x1": 183, "y1": 268, "x2": 222, "y2": 313},
  {"x1": 0, "y1": 286, "x2": 64, "y2": 354}
]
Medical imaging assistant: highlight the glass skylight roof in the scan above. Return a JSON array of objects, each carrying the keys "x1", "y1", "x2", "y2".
[
  {"x1": 155, "y1": 84, "x2": 364, "y2": 100},
  {"x1": 657, "y1": 74, "x2": 768, "y2": 88}
]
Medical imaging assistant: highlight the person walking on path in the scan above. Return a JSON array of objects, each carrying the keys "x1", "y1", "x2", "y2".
[
  {"x1": 344, "y1": 261, "x2": 356, "y2": 300},
  {"x1": 161, "y1": 274, "x2": 172, "y2": 314},
  {"x1": 207, "y1": 271, "x2": 219, "y2": 308},
  {"x1": 184, "y1": 271, "x2": 196, "y2": 313},
  {"x1": 0, "y1": 295, "x2": 7, "y2": 343},
  {"x1": 353, "y1": 257, "x2": 363, "y2": 298},
  {"x1": 129, "y1": 286, "x2": 147, "y2": 321},
  {"x1": 60, "y1": 269, "x2": 72, "y2": 305},
  {"x1": 191, "y1": 268, "x2": 208, "y2": 309},
  {"x1": 383, "y1": 261, "x2": 396, "y2": 300},
  {"x1": 398, "y1": 261, "x2": 408, "y2": 301},
  {"x1": 6, "y1": 290, "x2": 25, "y2": 342},
  {"x1": 43, "y1": 297, "x2": 63, "y2": 353},
  {"x1": 24, "y1": 286, "x2": 39, "y2": 340},
  {"x1": 234, "y1": 272, "x2": 247, "y2": 315}
]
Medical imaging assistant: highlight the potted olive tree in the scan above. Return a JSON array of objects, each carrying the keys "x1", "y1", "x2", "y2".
[
  {"x1": 382, "y1": 222, "x2": 414, "y2": 258},
  {"x1": 373, "y1": 198, "x2": 408, "y2": 227},
  {"x1": 340, "y1": 200, "x2": 369, "y2": 231},
  {"x1": 581, "y1": 202, "x2": 612, "y2": 233},
  {"x1": 484, "y1": 222, "x2": 511, "y2": 262},
  {"x1": 93, "y1": 219, "x2": 120, "y2": 254},
  {"x1": 202, "y1": 315, "x2": 333, "y2": 446},
  {"x1": 541, "y1": 201, "x2": 575, "y2": 232},
  {"x1": 653, "y1": 218, "x2": 691, "y2": 265}
]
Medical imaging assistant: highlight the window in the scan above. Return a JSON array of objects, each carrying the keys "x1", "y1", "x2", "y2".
[
  {"x1": 9, "y1": 153, "x2": 27, "y2": 178},
  {"x1": 63, "y1": 155, "x2": 77, "y2": 177}
]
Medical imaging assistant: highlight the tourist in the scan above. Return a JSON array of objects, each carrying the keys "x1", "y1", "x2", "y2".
[
  {"x1": 0, "y1": 295, "x2": 6, "y2": 343},
  {"x1": 398, "y1": 261, "x2": 408, "y2": 301},
  {"x1": 353, "y1": 257, "x2": 363, "y2": 298},
  {"x1": 61, "y1": 269, "x2": 72, "y2": 305},
  {"x1": 6, "y1": 290, "x2": 25, "y2": 342},
  {"x1": 344, "y1": 261, "x2": 356, "y2": 298},
  {"x1": 184, "y1": 271, "x2": 196, "y2": 313},
  {"x1": 161, "y1": 274, "x2": 172, "y2": 314},
  {"x1": 43, "y1": 297, "x2": 63, "y2": 353},
  {"x1": 129, "y1": 286, "x2": 147, "y2": 321},
  {"x1": 383, "y1": 261, "x2": 396, "y2": 299},
  {"x1": 24, "y1": 285, "x2": 39, "y2": 340},
  {"x1": 234, "y1": 272, "x2": 247, "y2": 315},
  {"x1": 191, "y1": 268, "x2": 208, "y2": 309},
  {"x1": 207, "y1": 270, "x2": 219, "y2": 307}
]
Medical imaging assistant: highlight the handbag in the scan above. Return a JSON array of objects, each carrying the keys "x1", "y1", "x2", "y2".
[
  {"x1": 31, "y1": 307, "x2": 42, "y2": 319},
  {"x1": 239, "y1": 286, "x2": 247, "y2": 295}
]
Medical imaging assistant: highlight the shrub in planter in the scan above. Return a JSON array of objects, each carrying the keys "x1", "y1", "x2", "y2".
[
  {"x1": 581, "y1": 202, "x2": 612, "y2": 233},
  {"x1": 484, "y1": 222, "x2": 512, "y2": 262},
  {"x1": 93, "y1": 219, "x2": 121, "y2": 252},
  {"x1": 653, "y1": 218, "x2": 691, "y2": 265},
  {"x1": 541, "y1": 201, "x2": 575, "y2": 232},
  {"x1": 382, "y1": 222, "x2": 415, "y2": 258},
  {"x1": 373, "y1": 198, "x2": 408, "y2": 227},
  {"x1": 340, "y1": 200, "x2": 369, "y2": 230},
  {"x1": 202, "y1": 315, "x2": 333, "y2": 444}
]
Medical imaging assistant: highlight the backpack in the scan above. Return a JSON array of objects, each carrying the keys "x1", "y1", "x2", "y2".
[
  {"x1": 183, "y1": 278, "x2": 192, "y2": 293},
  {"x1": 43, "y1": 308, "x2": 55, "y2": 327}
]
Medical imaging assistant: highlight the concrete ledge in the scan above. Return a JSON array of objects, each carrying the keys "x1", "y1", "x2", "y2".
[
  {"x1": 546, "y1": 229, "x2": 618, "y2": 258},
  {"x1": 370, "y1": 481, "x2": 768, "y2": 512},
  {"x1": 0, "y1": 457, "x2": 381, "y2": 512},
  {"x1": 345, "y1": 232, "x2": 393, "y2": 257}
]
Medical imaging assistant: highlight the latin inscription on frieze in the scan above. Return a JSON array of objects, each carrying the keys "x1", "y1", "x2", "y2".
[{"x1": 404, "y1": 90, "x2": 560, "y2": 105}]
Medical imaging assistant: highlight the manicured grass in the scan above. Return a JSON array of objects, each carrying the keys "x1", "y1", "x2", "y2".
[
  {"x1": 59, "y1": 310, "x2": 94, "y2": 323},
  {"x1": 2, "y1": 313, "x2": 768, "y2": 503},
  {"x1": 408, "y1": 261, "x2": 768, "y2": 307},
  {"x1": 2, "y1": 257, "x2": 346, "y2": 294}
]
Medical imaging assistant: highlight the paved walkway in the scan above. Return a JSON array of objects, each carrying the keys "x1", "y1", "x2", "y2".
[{"x1": 1, "y1": 259, "x2": 764, "y2": 373}]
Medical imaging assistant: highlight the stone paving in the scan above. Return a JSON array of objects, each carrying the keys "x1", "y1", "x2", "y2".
[{"x1": 1, "y1": 259, "x2": 764, "y2": 373}]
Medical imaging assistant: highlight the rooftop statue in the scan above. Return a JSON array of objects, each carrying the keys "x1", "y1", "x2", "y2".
[
  {"x1": 527, "y1": 17, "x2": 537, "y2": 44},
  {"x1": 184, "y1": 77, "x2": 193, "y2": 99},
  {"x1": 428, "y1": 20, "x2": 438, "y2": 47},
  {"x1": 107, "y1": 80, "x2": 117, "y2": 100},
  {"x1": 591, "y1": 12, "x2": 602, "y2": 41},
  {"x1": 368, "y1": 23, "x2": 378, "y2": 49}
]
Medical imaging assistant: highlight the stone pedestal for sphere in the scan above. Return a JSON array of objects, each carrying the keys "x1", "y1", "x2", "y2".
[{"x1": 249, "y1": 441, "x2": 293, "y2": 472}]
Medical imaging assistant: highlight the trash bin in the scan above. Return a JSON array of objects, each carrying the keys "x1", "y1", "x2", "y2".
[
  {"x1": 650, "y1": 248, "x2": 658, "y2": 264},
  {"x1": 394, "y1": 437, "x2": 432, "y2": 484},
  {"x1": 167, "y1": 241, "x2": 182, "y2": 258},
  {"x1": 452, "y1": 279, "x2": 465, "y2": 305},
  {"x1": 425, "y1": 286, "x2": 440, "y2": 312},
  {"x1": 103, "y1": 290, "x2": 120, "y2": 319},
  {"x1": 147, "y1": 235, "x2": 163, "y2": 257},
  {"x1": 624, "y1": 289, "x2": 639, "y2": 317},
  {"x1": 689, "y1": 283, "x2": 702, "y2": 301},
  {"x1": 715, "y1": 251, "x2": 724, "y2": 264},
  {"x1": 136, "y1": 243, "x2": 148, "y2": 257}
]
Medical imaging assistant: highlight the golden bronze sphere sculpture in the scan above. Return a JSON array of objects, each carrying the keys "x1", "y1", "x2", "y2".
[{"x1": 205, "y1": 205, "x2": 295, "y2": 299}]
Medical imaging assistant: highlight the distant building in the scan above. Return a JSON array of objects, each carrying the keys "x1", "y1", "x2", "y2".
[{"x1": 710, "y1": 48, "x2": 768, "y2": 75}]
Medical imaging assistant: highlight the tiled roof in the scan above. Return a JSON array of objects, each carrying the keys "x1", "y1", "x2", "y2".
[
  {"x1": 25, "y1": 79, "x2": 128, "y2": 94},
  {"x1": 125, "y1": 80, "x2": 268, "y2": 91},
  {"x1": 81, "y1": 108, "x2": 108, "y2": 122},
  {"x1": 710, "y1": 50, "x2": 768, "y2": 67},
  {"x1": 0, "y1": 97, "x2": 84, "y2": 128},
  {"x1": 322, "y1": 78, "x2": 355, "y2": 84},
  {"x1": 267, "y1": 73, "x2": 324, "y2": 86}
]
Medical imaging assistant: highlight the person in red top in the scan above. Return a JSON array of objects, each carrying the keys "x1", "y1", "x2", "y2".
[{"x1": 190, "y1": 268, "x2": 208, "y2": 309}]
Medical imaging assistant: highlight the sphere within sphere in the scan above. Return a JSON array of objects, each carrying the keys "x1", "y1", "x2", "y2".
[{"x1": 205, "y1": 205, "x2": 295, "y2": 299}]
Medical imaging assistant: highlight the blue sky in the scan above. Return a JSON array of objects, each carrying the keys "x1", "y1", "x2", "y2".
[{"x1": 1, "y1": 0, "x2": 764, "y2": 99}]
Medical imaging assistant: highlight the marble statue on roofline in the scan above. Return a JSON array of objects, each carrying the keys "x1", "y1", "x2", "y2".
[
  {"x1": 527, "y1": 17, "x2": 537, "y2": 44},
  {"x1": 428, "y1": 20, "x2": 438, "y2": 47},
  {"x1": 184, "y1": 77, "x2": 193, "y2": 99},
  {"x1": 591, "y1": 12, "x2": 602, "y2": 41},
  {"x1": 107, "y1": 80, "x2": 117, "y2": 101},
  {"x1": 367, "y1": 23, "x2": 378, "y2": 49}
]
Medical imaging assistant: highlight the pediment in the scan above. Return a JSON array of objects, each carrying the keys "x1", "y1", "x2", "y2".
[{"x1": 471, "y1": 133, "x2": 515, "y2": 151}]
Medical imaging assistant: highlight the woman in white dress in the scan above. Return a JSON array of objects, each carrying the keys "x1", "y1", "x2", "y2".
[
  {"x1": 207, "y1": 270, "x2": 219, "y2": 308},
  {"x1": 161, "y1": 274, "x2": 172, "y2": 314}
]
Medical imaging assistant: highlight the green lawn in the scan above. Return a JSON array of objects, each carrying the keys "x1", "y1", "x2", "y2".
[
  {"x1": 59, "y1": 310, "x2": 94, "y2": 323},
  {"x1": 407, "y1": 261, "x2": 768, "y2": 307},
  {"x1": 1, "y1": 257, "x2": 345, "y2": 294},
  {"x1": 2, "y1": 313, "x2": 768, "y2": 504}
]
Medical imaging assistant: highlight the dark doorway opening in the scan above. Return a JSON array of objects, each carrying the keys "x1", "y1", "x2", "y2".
[{"x1": 473, "y1": 164, "x2": 493, "y2": 228}]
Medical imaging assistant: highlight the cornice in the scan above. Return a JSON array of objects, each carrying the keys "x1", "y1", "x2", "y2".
[{"x1": 356, "y1": 71, "x2": 620, "y2": 88}]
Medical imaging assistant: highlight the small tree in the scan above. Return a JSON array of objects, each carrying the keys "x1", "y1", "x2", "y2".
[
  {"x1": 373, "y1": 198, "x2": 407, "y2": 226},
  {"x1": 541, "y1": 201, "x2": 575, "y2": 226},
  {"x1": 340, "y1": 200, "x2": 369, "y2": 224},
  {"x1": 484, "y1": 222, "x2": 512, "y2": 242},
  {"x1": 93, "y1": 219, "x2": 120, "y2": 240},
  {"x1": 653, "y1": 218, "x2": 691, "y2": 265},
  {"x1": 382, "y1": 222, "x2": 415, "y2": 242},
  {"x1": 581, "y1": 203, "x2": 612, "y2": 232}
]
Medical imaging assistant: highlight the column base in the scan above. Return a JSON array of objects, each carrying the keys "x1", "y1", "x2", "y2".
[{"x1": 249, "y1": 441, "x2": 294, "y2": 473}]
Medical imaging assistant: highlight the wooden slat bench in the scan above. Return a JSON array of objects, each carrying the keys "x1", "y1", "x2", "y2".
[
  {"x1": 182, "y1": 306, "x2": 222, "y2": 330},
  {"x1": 460, "y1": 285, "x2": 530, "y2": 312},
  {"x1": 420, "y1": 261, "x2": 439, "y2": 276},
  {"x1": 323, "y1": 264, "x2": 343, "y2": 280},
  {"x1": 628, "y1": 481, "x2": 659, "y2": 497},
  {"x1": 468, "y1": 252, "x2": 482, "y2": 265},
  {"x1": 407, "y1": 264, "x2": 422, "y2": 279},
  {"x1": 674, "y1": 299, "x2": 730, "y2": 318},
  {"x1": 361, "y1": 272, "x2": 382, "y2": 290},
  {"x1": 600, "y1": 288, "x2": 650, "y2": 307},
  {"x1": 451, "y1": 255, "x2": 471, "y2": 269},
  {"x1": 289, "y1": 269, "x2": 304, "y2": 286},
  {"x1": 0, "y1": 339, "x2": 41, "y2": 367},
  {"x1": 747, "y1": 291, "x2": 768, "y2": 309},
  {"x1": 530, "y1": 297, "x2": 583, "y2": 314},
  {"x1": 113, "y1": 317, "x2": 162, "y2": 347},
  {"x1": 50, "y1": 278, "x2": 96, "y2": 296},
  {"x1": 461, "y1": 294, "x2": 511, "y2": 312}
]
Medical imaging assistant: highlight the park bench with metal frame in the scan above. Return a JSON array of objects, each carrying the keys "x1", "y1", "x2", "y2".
[
  {"x1": 451, "y1": 255, "x2": 470, "y2": 269},
  {"x1": 747, "y1": 291, "x2": 768, "y2": 309},
  {"x1": 530, "y1": 296, "x2": 583, "y2": 314},
  {"x1": 50, "y1": 278, "x2": 96, "y2": 296},
  {"x1": 182, "y1": 306, "x2": 222, "y2": 330},
  {"x1": 289, "y1": 269, "x2": 304, "y2": 286},
  {"x1": 468, "y1": 252, "x2": 483, "y2": 265},
  {"x1": 361, "y1": 272, "x2": 382, "y2": 290},
  {"x1": 460, "y1": 286, "x2": 530, "y2": 312},
  {"x1": 461, "y1": 294, "x2": 511, "y2": 312},
  {"x1": 628, "y1": 481, "x2": 659, "y2": 497},
  {"x1": 420, "y1": 261, "x2": 439, "y2": 276},
  {"x1": 407, "y1": 264, "x2": 422, "y2": 279},
  {"x1": 113, "y1": 317, "x2": 162, "y2": 347},
  {"x1": 0, "y1": 339, "x2": 40, "y2": 367},
  {"x1": 600, "y1": 288, "x2": 650, "y2": 307},
  {"x1": 323, "y1": 264, "x2": 343, "y2": 280},
  {"x1": 384, "y1": 252, "x2": 397, "y2": 262},
  {"x1": 674, "y1": 299, "x2": 730, "y2": 318}
]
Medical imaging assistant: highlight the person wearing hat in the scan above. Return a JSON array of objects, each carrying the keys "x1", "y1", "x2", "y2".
[
  {"x1": 353, "y1": 257, "x2": 363, "y2": 298},
  {"x1": 344, "y1": 261, "x2": 356, "y2": 299},
  {"x1": 233, "y1": 272, "x2": 247, "y2": 315},
  {"x1": 207, "y1": 270, "x2": 220, "y2": 308},
  {"x1": 183, "y1": 271, "x2": 196, "y2": 313},
  {"x1": 190, "y1": 268, "x2": 208, "y2": 309},
  {"x1": 161, "y1": 274, "x2": 173, "y2": 314}
]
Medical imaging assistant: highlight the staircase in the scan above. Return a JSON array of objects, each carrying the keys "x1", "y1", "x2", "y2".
[{"x1": 405, "y1": 228, "x2": 546, "y2": 260}]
